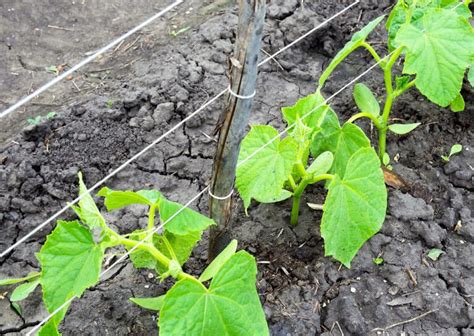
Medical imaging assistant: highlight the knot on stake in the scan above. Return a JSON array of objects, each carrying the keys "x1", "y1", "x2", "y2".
[
  {"x1": 208, "y1": 187, "x2": 234, "y2": 200},
  {"x1": 227, "y1": 84, "x2": 256, "y2": 100}
]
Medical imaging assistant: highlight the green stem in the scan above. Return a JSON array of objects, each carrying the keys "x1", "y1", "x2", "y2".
[
  {"x1": 361, "y1": 42, "x2": 383, "y2": 65},
  {"x1": 105, "y1": 227, "x2": 193, "y2": 281},
  {"x1": 378, "y1": 47, "x2": 403, "y2": 159},
  {"x1": 290, "y1": 180, "x2": 309, "y2": 226},
  {"x1": 161, "y1": 235, "x2": 178, "y2": 261},
  {"x1": 394, "y1": 80, "x2": 416, "y2": 98},
  {"x1": 147, "y1": 205, "x2": 156, "y2": 243},
  {"x1": 347, "y1": 112, "x2": 382, "y2": 128},
  {"x1": 290, "y1": 174, "x2": 334, "y2": 226},
  {"x1": 288, "y1": 174, "x2": 297, "y2": 191}
]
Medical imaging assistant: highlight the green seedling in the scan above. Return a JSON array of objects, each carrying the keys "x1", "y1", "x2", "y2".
[
  {"x1": 45, "y1": 65, "x2": 59, "y2": 75},
  {"x1": 237, "y1": 92, "x2": 387, "y2": 267},
  {"x1": 373, "y1": 257, "x2": 384, "y2": 265},
  {"x1": 0, "y1": 174, "x2": 268, "y2": 335},
  {"x1": 236, "y1": 0, "x2": 473, "y2": 267},
  {"x1": 105, "y1": 100, "x2": 113, "y2": 108},
  {"x1": 27, "y1": 112, "x2": 56, "y2": 125},
  {"x1": 427, "y1": 248, "x2": 444, "y2": 261},
  {"x1": 318, "y1": 1, "x2": 474, "y2": 160},
  {"x1": 441, "y1": 144, "x2": 463, "y2": 162},
  {"x1": 169, "y1": 26, "x2": 191, "y2": 37}
]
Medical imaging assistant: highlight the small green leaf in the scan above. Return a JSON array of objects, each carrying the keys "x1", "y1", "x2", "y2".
[
  {"x1": 237, "y1": 125, "x2": 298, "y2": 211},
  {"x1": 311, "y1": 109, "x2": 371, "y2": 177},
  {"x1": 306, "y1": 151, "x2": 334, "y2": 176},
  {"x1": 382, "y1": 153, "x2": 391, "y2": 166},
  {"x1": 158, "y1": 198, "x2": 215, "y2": 236},
  {"x1": 388, "y1": 122, "x2": 421, "y2": 135},
  {"x1": 199, "y1": 240, "x2": 238, "y2": 282},
  {"x1": 450, "y1": 94, "x2": 465, "y2": 112},
  {"x1": 322, "y1": 148, "x2": 387, "y2": 267},
  {"x1": 97, "y1": 187, "x2": 162, "y2": 211},
  {"x1": 319, "y1": 15, "x2": 385, "y2": 87},
  {"x1": 45, "y1": 65, "x2": 58, "y2": 75},
  {"x1": 395, "y1": 8, "x2": 474, "y2": 107},
  {"x1": 427, "y1": 248, "x2": 444, "y2": 261},
  {"x1": 11, "y1": 302, "x2": 22, "y2": 316},
  {"x1": 130, "y1": 296, "x2": 165, "y2": 311},
  {"x1": 159, "y1": 251, "x2": 269, "y2": 336},
  {"x1": 395, "y1": 75, "x2": 412, "y2": 92},
  {"x1": 373, "y1": 257, "x2": 384, "y2": 265},
  {"x1": 46, "y1": 112, "x2": 56, "y2": 119},
  {"x1": 281, "y1": 93, "x2": 329, "y2": 133},
  {"x1": 77, "y1": 173, "x2": 106, "y2": 229},
  {"x1": 37, "y1": 220, "x2": 104, "y2": 313},
  {"x1": 10, "y1": 279, "x2": 40, "y2": 302},
  {"x1": 353, "y1": 83, "x2": 380, "y2": 117},
  {"x1": 0, "y1": 272, "x2": 40, "y2": 286},
  {"x1": 449, "y1": 144, "x2": 463, "y2": 158}
]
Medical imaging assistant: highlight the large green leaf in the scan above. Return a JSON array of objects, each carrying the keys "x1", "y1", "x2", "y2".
[
  {"x1": 37, "y1": 221, "x2": 104, "y2": 313},
  {"x1": 395, "y1": 8, "x2": 474, "y2": 107},
  {"x1": 237, "y1": 125, "x2": 298, "y2": 211},
  {"x1": 158, "y1": 198, "x2": 215, "y2": 236},
  {"x1": 311, "y1": 109, "x2": 370, "y2": 177},
  {"x1": 319, "y1": 15, "x2": 385, "y2": 88},
  {"x1": 387, "y1": 0, "x2": 472, "y2": 50},
  {"x1": 97, "y1": 187, "x2": 162, "y2": 211},
  {"x1": 77, "y1": 173, "x2": 106, "y2": 229},
  {"x1": 321, "y1": 148, "x2": 387, "y2": 267},
  {"x1": 159, "y1": 251, "x2": 269, "y2": 336}
]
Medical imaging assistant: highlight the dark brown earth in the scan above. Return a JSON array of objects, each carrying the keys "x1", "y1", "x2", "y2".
[{"x1": 1, "y1": 0, "x2": 473, "y2": 335}]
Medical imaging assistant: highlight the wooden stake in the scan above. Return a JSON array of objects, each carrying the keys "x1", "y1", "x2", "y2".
[{"x1": 208, "y1": 0, "x2": 266, "y2": 260}]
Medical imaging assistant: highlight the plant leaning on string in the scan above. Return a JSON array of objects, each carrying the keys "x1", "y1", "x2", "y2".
[
  {"x1": 0, "y1": 174, "x2": 269, "y2": 336},
  {"x1": 235, "y1": 0, "x2": 474, "y2": 268}
]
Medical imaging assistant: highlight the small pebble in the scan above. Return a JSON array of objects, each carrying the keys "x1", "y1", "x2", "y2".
[{"x1": 350, "y1": 287, "x2": 357, "y2": 293}]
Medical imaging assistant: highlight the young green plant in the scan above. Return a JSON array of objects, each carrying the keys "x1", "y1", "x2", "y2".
[
  {"x1": 0, "y1": 174, "x2": 268, "y2": 335},
  {"x1": 236, "y1": 92, "x2": 387, "y2": 267},
  {"x1": 318, "y1": 0, "x2": 474, "y2": 161}
]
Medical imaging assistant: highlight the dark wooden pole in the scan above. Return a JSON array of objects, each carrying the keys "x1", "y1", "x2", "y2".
[{"x1": 208, "y1": 0, "x2": 266, "y2": 260}]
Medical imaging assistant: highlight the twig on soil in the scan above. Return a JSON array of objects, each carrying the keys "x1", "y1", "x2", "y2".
[
  {"x1": 47, "y1": 25, "x2": 75, "y2": 32},
  {"x1": 261, "y1": 49, "x2": 285, "y2": 71},
  {"x1": 330, "y1": 321, "x2": 345, "y2": 336},
  {"x1": 371, "y1": 309, "x2": 437, "y2": 334},
  {"x1": 405, "y1": 266, "x2": 417, "y2": 286},
  {"x1": 121, "y1": 35, "x2": 142, "y2": 54},
  {"x1": 71, "y1": 80, "x2": 81, "y2": 92}
]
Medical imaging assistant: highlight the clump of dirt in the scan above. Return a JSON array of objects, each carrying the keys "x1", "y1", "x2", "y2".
[{"x1": 1, "y1": 1, "x2": 473, "y2": 335}]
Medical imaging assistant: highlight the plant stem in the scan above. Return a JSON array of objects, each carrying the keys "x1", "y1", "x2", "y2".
[
  {"x1": 147, "y1": 205, "x2": 156, "y2": 243},
  {"x1": 347, "y1": 112, "x2": 381, "y2": 128},
  {"x1": 105, "y1": 227, "x2": 193, "y2": 281},
  {"x1": 378, "y1": 47, "x2": 403, "y2": 159},
  {"x1": 290, "y1": 179, "x2": 309, "y2": 226},
  {"x1": 290, "y1": 174, "x2": 334, "y2": 226},
  {"x1": 361, "y1": 42, "x2": 383, "y2": 65}
]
